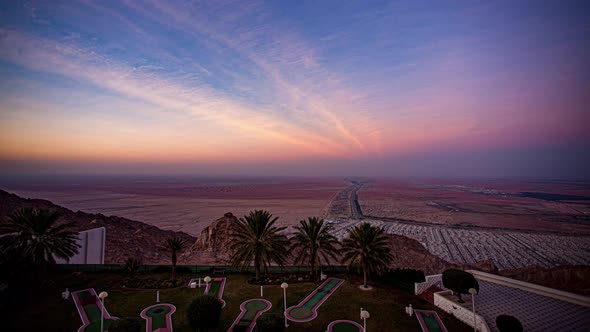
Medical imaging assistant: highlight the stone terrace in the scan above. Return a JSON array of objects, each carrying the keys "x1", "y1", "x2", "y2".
[{"x1": 437, "y1": 274, "x2": 590, "y2": 331}]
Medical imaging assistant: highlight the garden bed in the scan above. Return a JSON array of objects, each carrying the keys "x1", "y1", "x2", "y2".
[{"x1": 120, "y1": 277, "x2": 186, "y2": 289}]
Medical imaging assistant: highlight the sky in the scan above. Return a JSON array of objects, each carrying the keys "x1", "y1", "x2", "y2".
[{"x1": 0, "y1": 1, "x2": 589, "y2": 178}]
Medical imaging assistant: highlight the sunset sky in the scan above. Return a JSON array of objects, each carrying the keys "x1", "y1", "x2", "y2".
[{"x1": 0, "y1": 1, "x2": 588, "y2": 177}]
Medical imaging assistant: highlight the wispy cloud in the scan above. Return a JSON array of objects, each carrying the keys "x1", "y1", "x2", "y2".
[{"x1": 0, "y1": 0, "x2": 587, "y2": 175}]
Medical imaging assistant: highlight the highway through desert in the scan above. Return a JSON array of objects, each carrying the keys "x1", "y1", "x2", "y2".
[{"x1": 328, "y1": 180, "x2": 590, "y2": 270}]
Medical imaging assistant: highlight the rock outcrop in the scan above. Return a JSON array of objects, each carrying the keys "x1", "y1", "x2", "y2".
[
  {"x1": 182, "y1": 212, "x2": 240, "y2": 264},
  {"x1": 0, "y1": 190, "x2": 195, "y2": 264}
]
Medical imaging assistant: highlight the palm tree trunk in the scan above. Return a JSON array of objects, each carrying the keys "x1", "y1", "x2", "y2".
[
  {"x1": 363, "y1": 265, "x2": 368, "y2": 288},
  {"x1": 172, "y1": 251, "x2": 177, "y2": 280},
  {"x1": 310, "y1": 248, "x2": 315, "y2": 277}
]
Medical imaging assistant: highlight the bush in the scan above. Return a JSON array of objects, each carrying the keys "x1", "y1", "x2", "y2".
[
  {"x1": 151, "y1": 266, "x2": 172, "y2": 273},
  {"x1": 256, "y1": 313, "x2": 285, "y2": 332},
  {"x1": 186, "y1": 295, "x2": 223, "y2": 331},
  {"x1": 496, "y1": 315, "x2": 523, "y2": 332},
  {"x1": 442, "y1": 269, "x2": 479, "y2": 302},
  {"x1": 384, "y1": 268, "x2": 425, "y2": 282},
  {"x1": 121, "y1": 277, "x2": 185, "y2": 289},
  {"x1": 125, "y1": 257, "x2": 142, "y2": 273},
  {"x1": 109, "y1": 317, "x2": 141, "y2": 332},
  {"x1": 175, "y1": 266, "x2": 193, "y2": 274}
]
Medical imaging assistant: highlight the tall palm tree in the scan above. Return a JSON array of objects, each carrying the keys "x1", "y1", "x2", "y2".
[
  {"x1": 163, "y1": 237, "x2": 187, "y2": 280},
  {"x1": 229, "y1": 210, "x2": 290, "y2": 280},
  {"x1": 0, "y1": 208, "x2": 79, "y2": 273},
  {"x1": 341, "y1": 222, "x2": 393, "y2": 288},
  {"x1": 291, "y1": 217, "x2": 339, "y2": 278}
]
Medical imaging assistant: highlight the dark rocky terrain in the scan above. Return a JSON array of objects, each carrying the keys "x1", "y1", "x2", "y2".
[
  {"x1": 2, "y1": 189, "x2": 588, "y2": 295},
  {"x1": 0, "y1": 189, "x2": 195, "y2": 264}
]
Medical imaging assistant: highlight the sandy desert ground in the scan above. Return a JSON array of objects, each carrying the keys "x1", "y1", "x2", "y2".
[
  {"x1": 358, "y1": 178, "x2": 590, "y2": 234},
  {"x1": 2, "y1": 177, "x2": 347, "y2": 236}
]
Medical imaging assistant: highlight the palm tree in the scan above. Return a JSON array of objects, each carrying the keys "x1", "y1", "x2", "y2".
[
  {"x1": 341, "y1": 222, "x2": 393, "y2": 288},
  {"x1": 291, "y1": 217, "x2": 339, "y2": 278},
  {"x1": 163, "y1": 237, "x2": 187, "y2": 280},
  {"x1": 229, "y1": 210, "x2": 290, "y2": 280},
  {"x1": 0, "y1": 208, "x2": 80, "y2": 273},
  {"x1": 125, "y1": 257, "x2": 142, "y2": 274}
]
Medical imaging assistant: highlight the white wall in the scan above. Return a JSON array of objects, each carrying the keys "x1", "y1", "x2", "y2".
[
  {"x1": 434, "y1": 291, "x2": 491, "y2": 332},
  {"x1": 55, "y1": 226, "x2": 105, "y2": 264}
]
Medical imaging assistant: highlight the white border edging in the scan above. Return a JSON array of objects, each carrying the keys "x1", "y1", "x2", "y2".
[{"x1": 434, "y1": 291, "x2": 491, "y2": 332}]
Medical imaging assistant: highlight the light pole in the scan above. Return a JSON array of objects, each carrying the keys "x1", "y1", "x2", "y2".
[
  {"x1": 468, "y1": 288, "x2": 478, "y2": 332},
  {"x1": 98, "y1": 291, "x2": 108, "y2": 332},
  {"x1": 360, "y1": 308, "x2": 370, "y2": 332},
  {"x1": 204, "y1": 276, "x2": 211, "y2": 294},
  {"x1": 281, "y1": 282, "x2": 289, "y2": 328}
]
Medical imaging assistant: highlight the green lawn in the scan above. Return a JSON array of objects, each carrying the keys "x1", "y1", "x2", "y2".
[{"x1": 0, "y1": 272, "x2": 472, "y2": 332}]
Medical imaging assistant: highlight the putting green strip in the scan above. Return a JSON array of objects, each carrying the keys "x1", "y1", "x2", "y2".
[
  {"x1": 285, "y1": 278, "x2": 344, "y2": 323},
  {"x1": 414, "y1": 310, "x2": 448, "y2": 332},
  {"x1": 227, "y1": 298, "x2": 272, "y2": 332},
  {"x1": 326, "y1": 320, "x2": 364, "y2": 332},
  {"x1": 140, "y1": 303, "x2": 176, "y2": 332},
  {"x1": 188, "y1": 277, "x2": 227, "y2": 307},
  {"x1": 72, "y1": 288, "x2": 117, "y2": 332}
]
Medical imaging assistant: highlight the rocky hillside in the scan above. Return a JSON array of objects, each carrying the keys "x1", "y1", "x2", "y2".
[
  {"x1": 384, "y1": 234, "x2": 497, "y2": 275},
  {"x1": 181, "y1": 212, "x2": 498, "y2": 275},
  {"x1": 500, "y1": 265, "x2": 590, "y2": 296},
  {"x1": 181, "y1": 212, "x2": 240, "y2": 264},
  {"x1": 0, "y1": 189, "x2": 195, "y2": 264}
]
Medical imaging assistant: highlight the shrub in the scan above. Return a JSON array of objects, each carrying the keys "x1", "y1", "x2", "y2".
[
  {"x1": 125, "y1": 257, "x2": 142, "y2": 273},
  {"x1": 151, "y1": 266, "x2": 172, "y2": 273},
  {"x1": 186, "y1": 295, "x2": 223, "y2": 331},
  {"x1": 175, "y1": 266, "x2": 192, "y2": 274},
  {"x1": 109, "y1": 317, "x2": 141, "y2": 332},
  {"x1": 256, "y1": 313, "x2": 285, "y2": 332},
  {"x1": 496, "y1": 315, "x2": 523, "y2": 332},
  {"x1": 384, "y1": 268, "x2": 425, "y2": 282},
  {"x1": 442, "y1": 269, "x2": 479, "y2": 302}
]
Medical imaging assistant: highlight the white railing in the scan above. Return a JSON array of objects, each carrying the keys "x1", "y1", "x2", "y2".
[
  {"x1": 415, "y1": 274, "x2": 444, "y2": 295},
  {"x1": 434, "y1": 291, "x2": 491, "y2": 332}
]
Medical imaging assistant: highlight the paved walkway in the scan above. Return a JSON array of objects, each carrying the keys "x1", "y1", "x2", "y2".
[{"x1": 441, "y1": 280, "x2": 590, "y2": 331}]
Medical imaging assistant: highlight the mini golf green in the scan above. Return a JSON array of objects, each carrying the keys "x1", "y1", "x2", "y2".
[
  {"x1": 140, "y1": 304, "x2": 176, "y2": 332},
  {"x1": 286, "y1": 278, "x2": 344, "y2": 323},
  {"x1": 188, "y1": 277, "x2": 227, "y2": 307},
  {"x1": 327, "y1": 321, "x2": 364, "y2": 332},
  {"x1": 415, "y1": 310, "x2": 448, "y2": 332},
  {"x1": 228, "y1": 299, "x2": 272, "y2": 332},
  {"x1": 72, "y1": 289, "x2": 116, "y2": 332}
]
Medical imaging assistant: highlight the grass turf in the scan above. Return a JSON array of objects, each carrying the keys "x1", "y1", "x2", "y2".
[{"x1": 0, "y1": 272, "x2": 472, "y2": 332}]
